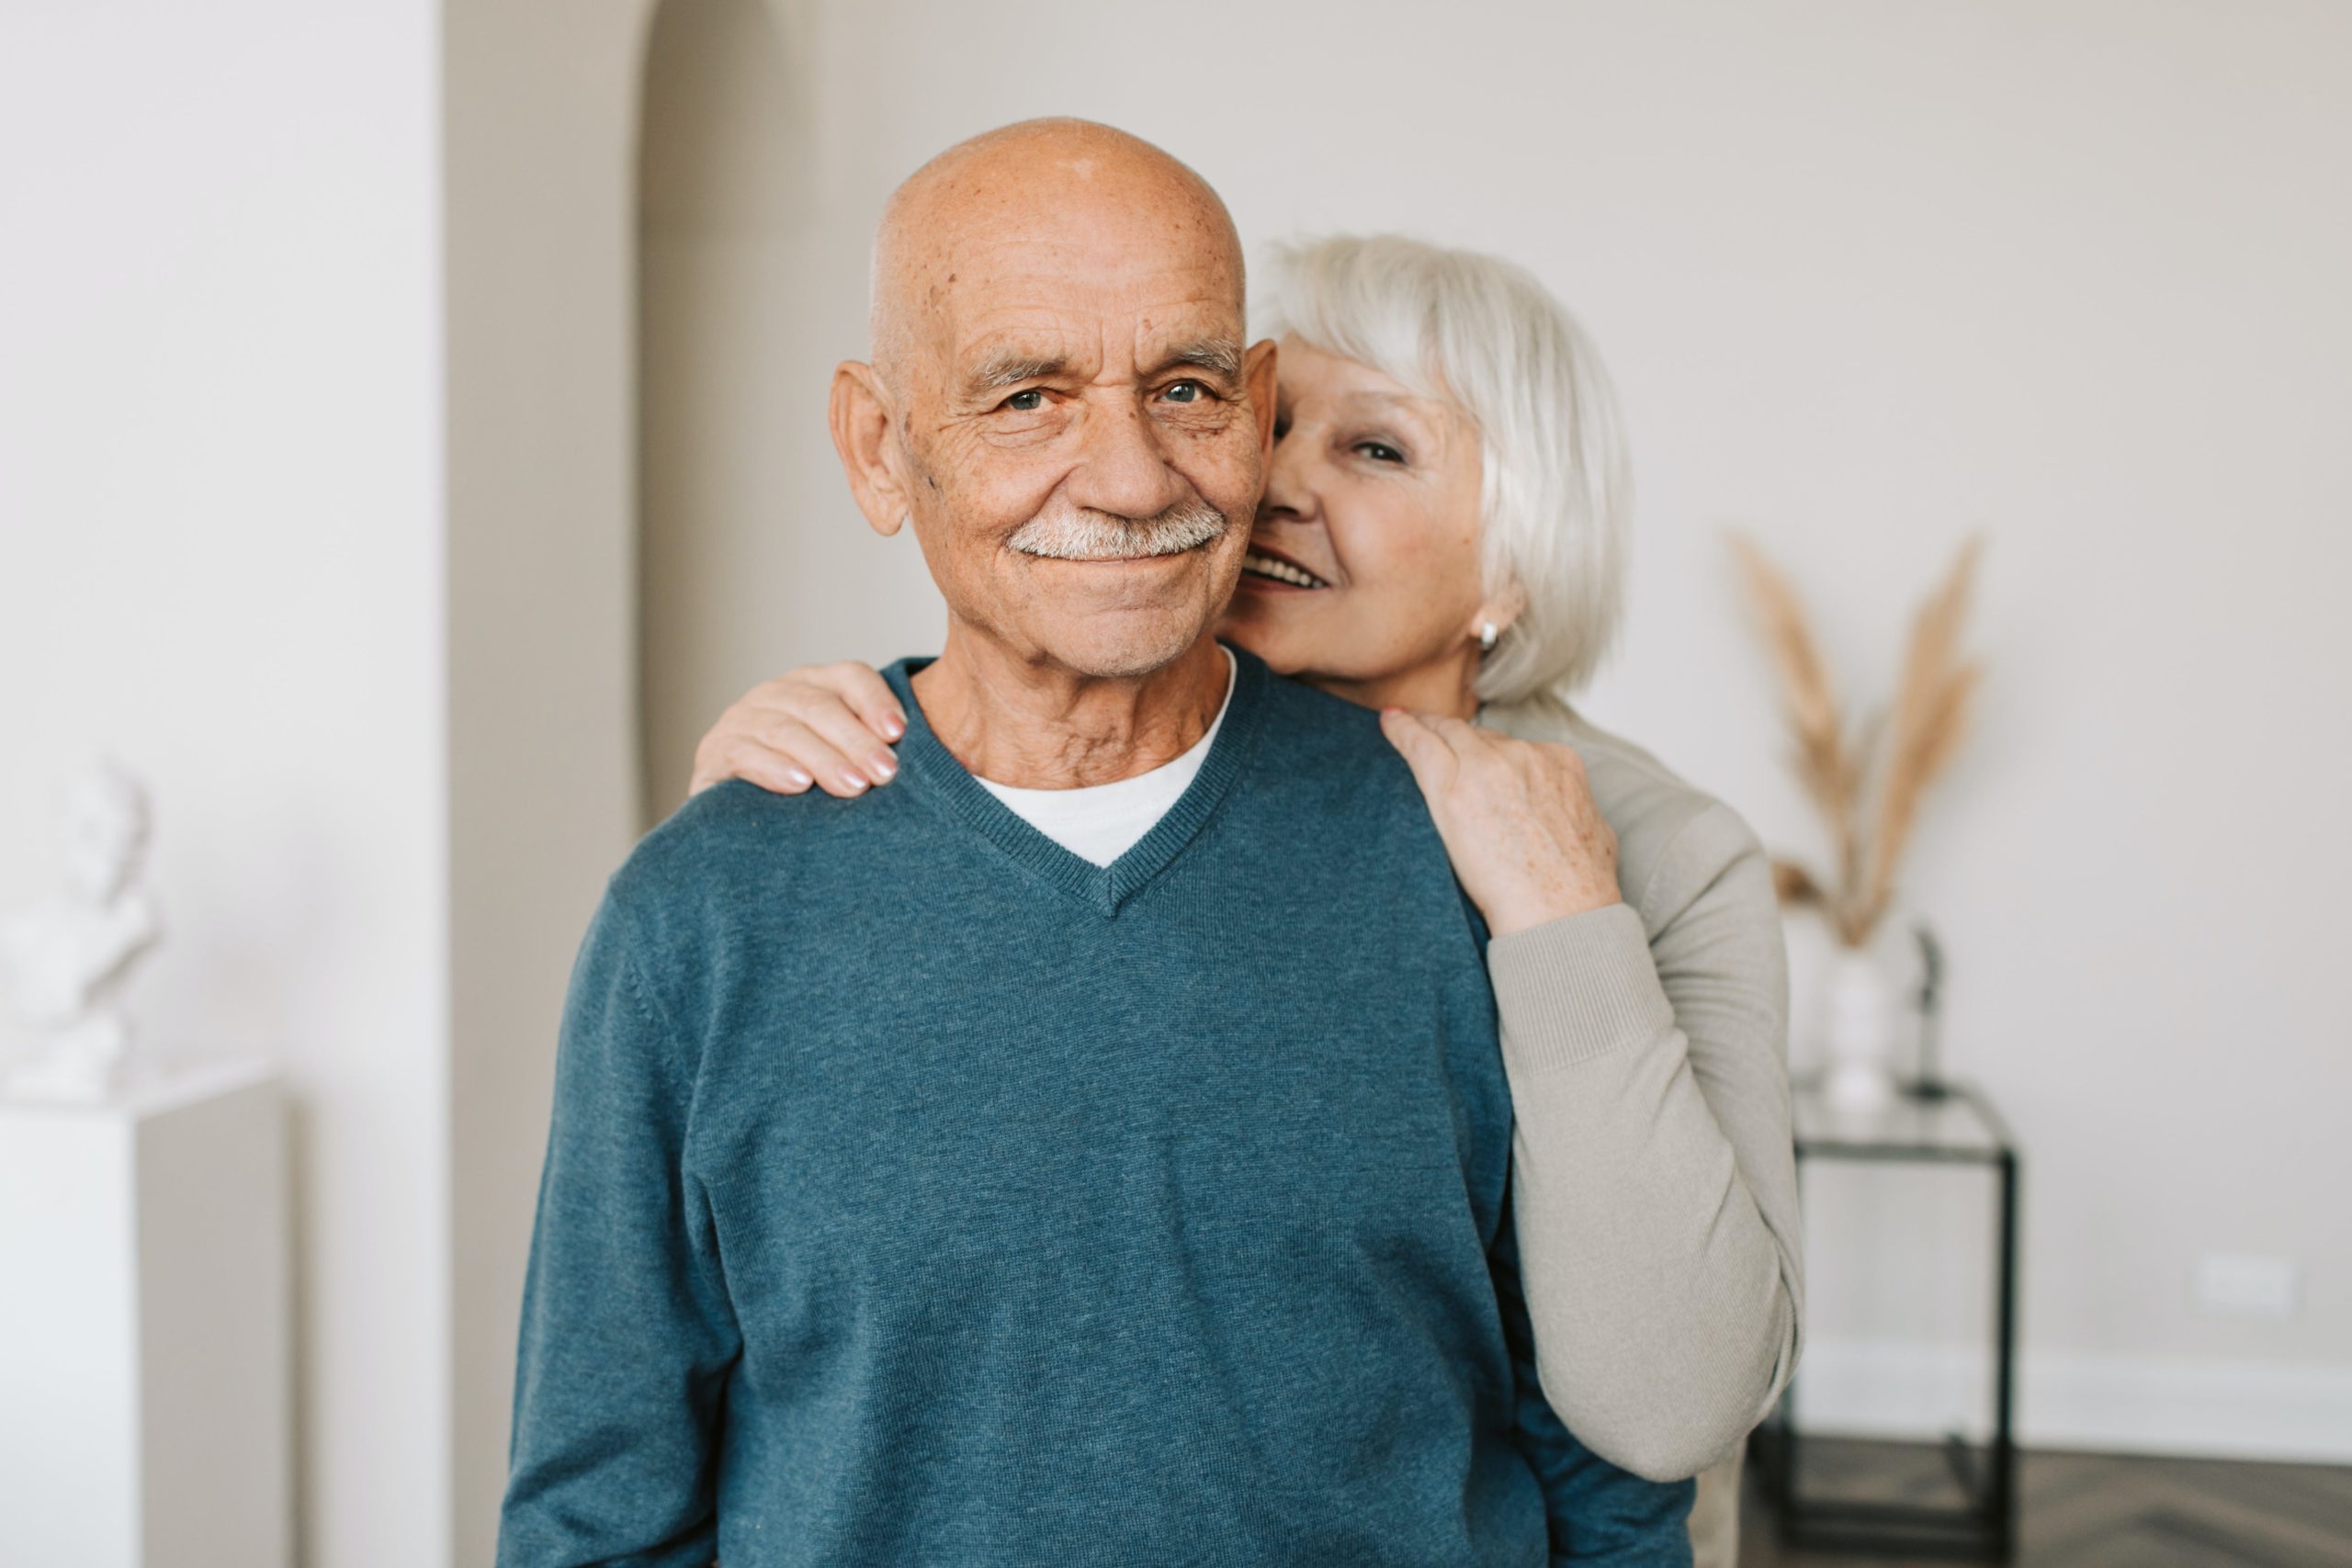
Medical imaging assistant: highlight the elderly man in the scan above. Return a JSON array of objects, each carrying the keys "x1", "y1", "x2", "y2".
[{"x1": 496, "y1": 119, "x2": 1691, "y2": 1566}]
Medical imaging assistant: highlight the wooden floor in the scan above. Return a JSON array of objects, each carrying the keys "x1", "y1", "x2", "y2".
[{"x1": 1738, "y1": 1439, "x2": 2352, "y2": 1568}]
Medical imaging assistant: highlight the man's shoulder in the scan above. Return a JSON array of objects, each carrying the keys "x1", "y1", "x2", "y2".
[
  {"x1": 1248, "y1": 666, "x2": 1419, "y2": 799},
  {"x1": 605, "y1": 776, "x2": 908, "y2": 931},
  {"x1": 1237, "y1": 668, "x2": 1471, "y2": 908}
]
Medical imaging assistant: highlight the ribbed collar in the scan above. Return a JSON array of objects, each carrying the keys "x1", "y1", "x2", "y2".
[{"x1": 879, "y1": 641, "x2": 1271, "y2": 918}]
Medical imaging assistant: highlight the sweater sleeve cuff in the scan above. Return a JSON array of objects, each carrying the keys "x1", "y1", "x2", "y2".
[{"x1": 1487, "y1": 900, "x2": 1678, "y2": 1075}]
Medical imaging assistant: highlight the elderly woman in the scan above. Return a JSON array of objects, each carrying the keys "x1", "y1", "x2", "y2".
[{"x1": 686, "y1": 234, "x2": 1803, "y2": 1567}]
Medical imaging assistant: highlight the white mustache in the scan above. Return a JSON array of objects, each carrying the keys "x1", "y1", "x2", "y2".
[{"x1": 1006, "y1": 498, "x2": 1227, "y2": 561}]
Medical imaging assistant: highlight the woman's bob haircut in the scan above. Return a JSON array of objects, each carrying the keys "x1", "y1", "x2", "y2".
[{"x1": 1255, "y1": 234, "x2": 1632, "y2": 706}]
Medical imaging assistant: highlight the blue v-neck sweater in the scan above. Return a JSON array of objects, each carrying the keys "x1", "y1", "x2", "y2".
[{"x1": 497, "y1": 643, "x2": 1694, "y2": 1567}]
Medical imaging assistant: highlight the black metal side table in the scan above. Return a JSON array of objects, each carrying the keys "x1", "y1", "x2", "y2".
[{"x1": 1749, "y1": 1077, "x2": 2021, "y2": 1562}]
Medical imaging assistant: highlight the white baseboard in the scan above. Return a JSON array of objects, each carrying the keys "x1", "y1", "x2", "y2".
[{"x1": 1791, "y1": 1338, "x2": 2352, "y2": 1465}]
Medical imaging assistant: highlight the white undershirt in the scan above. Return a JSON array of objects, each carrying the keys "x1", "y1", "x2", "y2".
[{"x1": 975, "y1": 646, "x2": 1238, "y2": 868}]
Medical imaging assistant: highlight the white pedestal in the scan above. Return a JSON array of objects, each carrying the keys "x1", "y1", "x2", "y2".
[{"x1": 0, "y1": 1060, "x2": 290, "y2": 1568}]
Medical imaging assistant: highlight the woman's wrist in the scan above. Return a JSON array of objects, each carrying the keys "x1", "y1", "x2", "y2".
[{"x1": 1482, "y1": 877, "x2": 1623, "y2": 940}]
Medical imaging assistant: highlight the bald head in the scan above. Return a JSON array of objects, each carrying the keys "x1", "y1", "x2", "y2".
[
  {"x1": 827, "y1": 118, "x2": 1277, "y2": 691},
  {"x1": 869, "y1": 118, "x2": 1246, "y2": 393}
]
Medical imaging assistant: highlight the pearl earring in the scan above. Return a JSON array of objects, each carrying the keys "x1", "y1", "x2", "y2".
[{"x1": 1477, "y1": 620, "x2": 1499, "y2": 654}]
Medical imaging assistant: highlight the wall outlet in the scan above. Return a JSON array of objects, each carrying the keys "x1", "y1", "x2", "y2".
[{"x1": 2194, "y1": 1253, "x2": 2302, "y2": 1322}]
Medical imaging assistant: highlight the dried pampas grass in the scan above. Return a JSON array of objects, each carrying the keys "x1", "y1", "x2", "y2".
[{"x1": 1730, "y1": 531, "x2": 1985, "y2": 947}]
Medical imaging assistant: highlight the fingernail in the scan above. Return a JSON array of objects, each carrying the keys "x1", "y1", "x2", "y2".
[
  {"x1": 842, "y1": 774, "x2": 867, "y2": 793},
  {"x1": 783, "y1": 767, "x2": 812, "y2": 788},
  {"x1": 869, "y1": 755, "x2": 897, "y2": 781},
  {"x1": 883, "y1": 716, "x2": 906, "y2": 739}
]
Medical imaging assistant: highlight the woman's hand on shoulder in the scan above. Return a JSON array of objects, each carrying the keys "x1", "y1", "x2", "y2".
[
  {"x1": 1377, "y1": 709, "x2": 1623, "y2": 939},
  {"x1": 687, "y1": 661, "x2": 906, "y2": 800}
]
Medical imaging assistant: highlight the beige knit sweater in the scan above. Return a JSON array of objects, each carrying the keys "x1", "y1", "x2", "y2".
[{"x1": 1476, "y1": 687, "x2": 1805, "y2": 1483}]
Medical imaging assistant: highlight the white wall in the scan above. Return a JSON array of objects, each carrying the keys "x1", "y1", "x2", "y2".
[
  {"x1": 639, "y1": 0, "x2": 854, "y2": 827},
  {"x1": 0, "y1": 5, "x2": 449, "y2": 1565},
  {"x1": 631, "y1": 2, "x2": 944, "y2": 829},
  {"x1": 443, "y1": 1, "x2": 649, "y2": 1560}
]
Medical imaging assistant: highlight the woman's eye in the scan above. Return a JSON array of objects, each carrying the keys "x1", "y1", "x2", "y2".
[
  {"x1": 1354, "y1": 440, "x2": 1406, "y2": 464},
  {"x1": 1004, "y1": 389, "x2": 1045, "y2": 412}
]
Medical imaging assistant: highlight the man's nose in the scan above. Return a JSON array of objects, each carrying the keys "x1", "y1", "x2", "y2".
[{"x1": 1067, "y1": 393, "x2": 1191, "y2": 520}]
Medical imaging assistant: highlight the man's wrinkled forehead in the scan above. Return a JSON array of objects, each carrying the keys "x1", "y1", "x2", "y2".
[
  {"x1": 916, "y1": 243, "x2": 1243, "y2": 395},
  {"x1": 905, "y1": 226, "x2": 1242, "y2": 378},
  {"x1": 869, "y1": 122, "x2": 1246, "y2": 395}
]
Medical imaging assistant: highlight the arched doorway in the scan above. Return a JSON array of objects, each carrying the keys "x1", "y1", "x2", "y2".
[{"x1": 635, "y1": 0, "x2": 808, "y2": 828}]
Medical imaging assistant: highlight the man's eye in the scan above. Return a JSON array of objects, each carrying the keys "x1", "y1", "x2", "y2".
[
  {"x1": 1004, "y1": 389, "x2": 1046, "y2": 412},
  {"x1": 1355, "y1": 440, "x2": 1406, "y2": 464},
  {"x1": 1163, "y1": 380, "x2": 1207, "y2": 404}
]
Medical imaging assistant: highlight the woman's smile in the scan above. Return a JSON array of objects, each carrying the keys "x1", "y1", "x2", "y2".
[{"x1": 1237, "y1": 542, "x2": 1332, "y2": 592}]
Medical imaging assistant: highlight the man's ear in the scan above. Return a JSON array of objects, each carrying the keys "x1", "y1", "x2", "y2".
[
  {"x1": 1242, "y1": 336, "x2": 1280, "y2": 461},
  {"x1": 829, "y1": 361, "x2": 914, "y2": 537}
]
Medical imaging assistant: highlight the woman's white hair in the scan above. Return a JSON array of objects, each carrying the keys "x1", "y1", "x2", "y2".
[{"x1": 1256, "y1": 234, "x2": 1631, "y2": 705}]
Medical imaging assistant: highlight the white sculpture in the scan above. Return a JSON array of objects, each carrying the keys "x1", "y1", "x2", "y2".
[{"x1": 0, "y1": 760, "x2": 164, "y2": 1102}]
